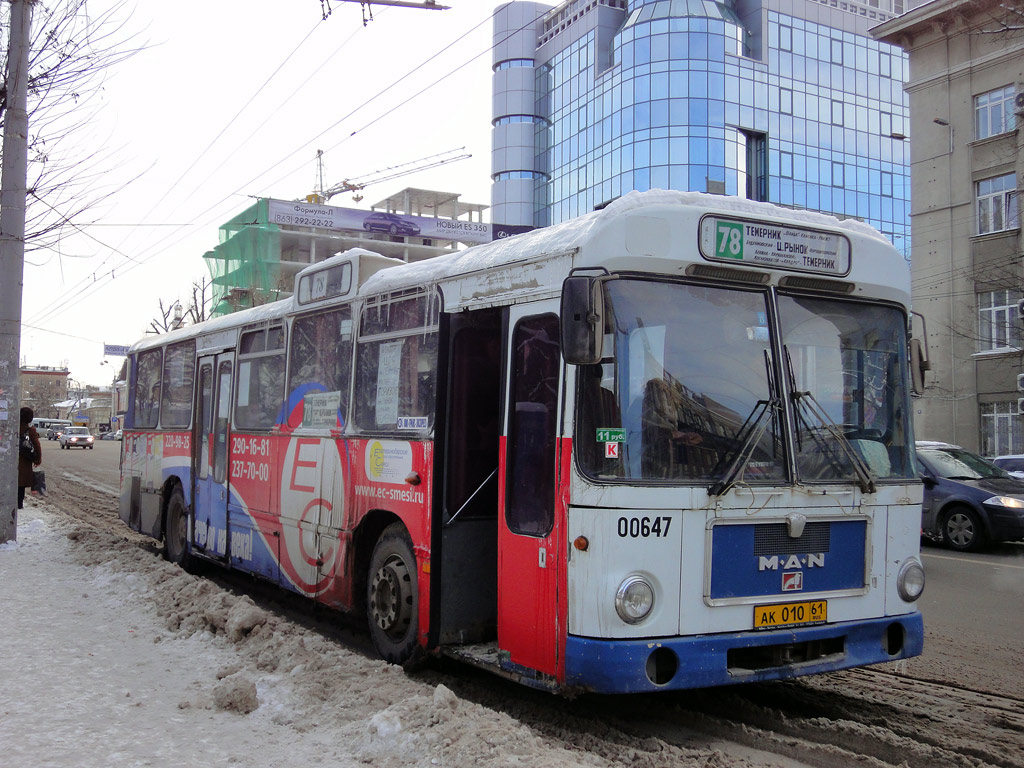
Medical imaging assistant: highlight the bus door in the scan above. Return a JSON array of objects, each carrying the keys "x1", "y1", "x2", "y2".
[
  {"x1": 436, "y1": 308, "x2": 502, "y2": 645},
  {"x1": 191, "y1": 353, "x2": 233, "y2": 560},
  {"x1": 497, "y1": 306, "x2": 563, "y2": 678}
]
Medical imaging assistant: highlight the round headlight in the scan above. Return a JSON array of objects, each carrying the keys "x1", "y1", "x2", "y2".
[
  {"x1": 615, "y1": 575, "x2": 655, "y2": 624},
  {"x1": 897, "y1": 559, "x2": 925, "y2": 602}
]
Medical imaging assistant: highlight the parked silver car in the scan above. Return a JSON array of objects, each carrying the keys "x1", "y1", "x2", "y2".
[
  {"x1": 59, "y1": 426, "x2": 94, "y2": 450},
  {"x1": 991, "y1": 455, "x2": 1024, "y2": 479}
]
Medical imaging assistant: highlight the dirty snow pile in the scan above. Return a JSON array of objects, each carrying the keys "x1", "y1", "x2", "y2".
[{"x1": 0, "y1": 503, "x2": 729, "y2": 768}]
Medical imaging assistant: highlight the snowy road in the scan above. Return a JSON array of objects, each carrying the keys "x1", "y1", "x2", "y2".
[{"x1": 2, "y1": 460, "x2": 1023, "y2": 767}]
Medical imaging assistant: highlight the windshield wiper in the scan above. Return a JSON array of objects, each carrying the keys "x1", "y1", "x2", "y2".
[
  {"x1": 710, "y1": 351, "x2": 782, "y2": 497},
  {"x1": 708, "y1": 396, "x2": 782, "y2": 496},
  {"x1": 785, "y1": 346, "x2": 876, "y2": 494}
]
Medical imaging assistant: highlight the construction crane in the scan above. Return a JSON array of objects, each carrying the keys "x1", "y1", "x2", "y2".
[
  {"x1": 311, "y1": 147, "x2": 471, "y2": 204},
  {"x1": 320, "y1": 0, "x2": 450, "y2": 25}
]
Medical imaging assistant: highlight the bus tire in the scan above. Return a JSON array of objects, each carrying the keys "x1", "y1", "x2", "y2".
[
  {"x1": 942, "y1": 505, "x2": 986, "y2": 552},
  {"x1": 367, "y1": 522, "x2": 418, "y2": 664},
  {"x1": 163, "y1": 485, "x2": 192, "y2": 569}
]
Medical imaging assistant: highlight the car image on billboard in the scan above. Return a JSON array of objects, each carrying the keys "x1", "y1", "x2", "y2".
[{"x1": 362, "y1": 212, "x2": 420, "y2": 236}]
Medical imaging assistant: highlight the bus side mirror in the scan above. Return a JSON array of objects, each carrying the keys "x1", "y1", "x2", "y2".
[
  {"x1": 909, "y1": 311, "x2": 930, "y2": 396},
  {"x1": 560, "y1": 276, "x2": 604, "y2": 365},
  {"x1": 910, "y1": 337, "x2": 929, "y2": 396}
]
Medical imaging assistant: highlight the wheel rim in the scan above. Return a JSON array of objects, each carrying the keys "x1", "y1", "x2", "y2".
[
  {"x1": 370, "y1": 554, "x2": 412, "y2": 639},
  {"x1": 947, "y1": 512, "x2": 975, "y2": 547}
]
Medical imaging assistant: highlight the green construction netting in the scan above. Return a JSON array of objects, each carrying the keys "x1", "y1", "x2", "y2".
[{"x1": 203, "y1": 199, "x2": 285, "y2": 316}]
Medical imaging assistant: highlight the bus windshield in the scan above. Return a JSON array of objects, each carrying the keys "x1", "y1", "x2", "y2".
[{"x1": 576, "y1": 279, "x2": 914, "y2": 485}]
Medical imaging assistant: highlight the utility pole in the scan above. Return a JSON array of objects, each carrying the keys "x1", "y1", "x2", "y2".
[{"x1": 1, "y1": 0, "x2": 35, "y2": 544}]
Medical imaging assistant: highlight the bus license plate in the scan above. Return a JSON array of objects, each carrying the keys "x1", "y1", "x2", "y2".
[{"x1": 753, "y1": 600, "x2": 827, "y2": 631}]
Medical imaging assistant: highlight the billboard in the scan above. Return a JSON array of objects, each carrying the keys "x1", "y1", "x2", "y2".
[{"x1": 267, "y1": 199, "x2": 531, "y2": 245}]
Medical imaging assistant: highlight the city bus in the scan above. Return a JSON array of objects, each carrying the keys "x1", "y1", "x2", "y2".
[{"x1": 118, "y1": 190, "x2": 925, "y2": 694}]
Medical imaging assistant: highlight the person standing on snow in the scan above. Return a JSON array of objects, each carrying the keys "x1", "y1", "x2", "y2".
[{"x1": 18, "y1": 406, "x2": 42, "y2": 509}]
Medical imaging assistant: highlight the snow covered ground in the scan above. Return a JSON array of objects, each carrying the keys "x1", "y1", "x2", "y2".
[
  {"x1": 3, "y1": 501, "x2": 790, "y2": 768},
  {"x1": 4, "y1": 494, "x2": 1023, "y2": 768},
  {"x1": 0, "y1": 503, "x2": 591, "y2": 768}
]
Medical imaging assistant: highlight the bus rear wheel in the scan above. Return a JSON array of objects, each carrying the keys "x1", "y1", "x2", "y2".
[
  {"x1": 367, "y1": 523, "x2": 418, "y2": 664},
  {"x1": 163, "y1": 486, "x2": 192, "y2": 569}
]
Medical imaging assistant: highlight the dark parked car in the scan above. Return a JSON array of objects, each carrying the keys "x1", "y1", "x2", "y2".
[
  {"x1": 916, "y1": 441, "x2": 1024, "y2": 551},
  {"x1": 362, "y1": 212, "x2": 420, "y2": 236}
]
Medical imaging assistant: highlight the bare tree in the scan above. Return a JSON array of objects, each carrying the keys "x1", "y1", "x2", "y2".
[
  {"x1": 186, "y1": 276, "x2": 212, "y2": 325},
  {"x1": 0, "y1": 0, "x2": 143, "y2": 255},
  {"x1": 148, "y1": 298, "x2": 182, "y2": 335},
  {"x1": 149, "y1": 278, "x2": 212, "y2": 334}
]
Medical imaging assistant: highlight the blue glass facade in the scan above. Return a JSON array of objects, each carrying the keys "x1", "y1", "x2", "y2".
[{"x1": 494, "y1": 0, "x2": 910, "y2": 257}]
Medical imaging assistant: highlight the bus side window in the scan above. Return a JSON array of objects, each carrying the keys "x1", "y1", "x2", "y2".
[
  {"x1": 235, "y1": 326, "x2": 286, "y2": 430},
  {"x1": 288, "y1": 307, "x2": 352, "y2": 430},
  {"x1": 161, "y1": 339, "x2": 196, "y2": 428},
  {"x1": 134, "y1": 348, "x2": 163, "y2": 428}
]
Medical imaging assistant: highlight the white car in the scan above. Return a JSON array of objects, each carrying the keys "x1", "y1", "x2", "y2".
[{"x1": 59, "y1": 427, "x2": 94, "y2": 449}]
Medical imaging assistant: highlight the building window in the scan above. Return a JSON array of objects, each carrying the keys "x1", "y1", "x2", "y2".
[
  {"x1": 743, "y1": 131, "x2": 768, "y2": 201},
  {"x1": 830, "y1": 39, "x2": 843, "y2": 65},
  {"x1": 980, "y1": 401, "x2": 1023, "y2": 457},
  {"x1": 977, "y1": 174, "x2": 1019, "y2": 234},
  {"x1": 831, "y1": 100, "x2": 844, "y2": 126},
  {"x1": 494, "y1": 58, "x2": 534, "y2": 71},
  {"x1": 779, "y1": 150, "x2": 793, "y2": 179},
  {"x1": 978, "y1": 289, "x2": 1023, "y2": 352},
  {"x1": 779, "y1": 24, "x2": 792, "y2": 52},
  {"x1": 832, "y1": 162, "x2": 845, "y2": 188},
  {"x1": 975, "y1": 85, "x2": 1015, "y2": 140},
  {"x1": 780, "y1": 88, "x2": 792, "y2": 115}
]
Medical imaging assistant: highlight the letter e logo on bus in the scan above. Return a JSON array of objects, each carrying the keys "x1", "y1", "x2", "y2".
[{"x1": 782, "y1": 572, "x2": 803, "y2": 591}]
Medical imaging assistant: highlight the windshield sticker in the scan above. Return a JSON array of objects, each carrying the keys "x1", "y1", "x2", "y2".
[{"x1": 699, "y1": 216, "x2": 851, "y2": 276}]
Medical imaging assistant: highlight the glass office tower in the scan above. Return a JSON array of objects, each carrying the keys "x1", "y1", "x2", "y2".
[{"x1": 491, "y1": 0, "x2": 909, "y2": 257}]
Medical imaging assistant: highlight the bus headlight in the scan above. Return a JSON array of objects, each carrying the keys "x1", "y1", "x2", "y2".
[
  {"x1": 615, "y1": 575, "x2": 655, "y2": 624},
  {"x1": 897, "y1": 558, "x2": 925, "y2": 602}
]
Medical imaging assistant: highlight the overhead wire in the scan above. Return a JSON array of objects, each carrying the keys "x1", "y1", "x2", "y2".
[
  {"x1": 28, "y1": 11, "x2": 329, "y2": 325},
  {"x1": 30, "y1": 2, "x2": 543, "y2": 331}
]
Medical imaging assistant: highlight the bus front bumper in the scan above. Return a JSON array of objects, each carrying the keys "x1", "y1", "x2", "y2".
[{"x1": 564, "y1": 612, "x2": 923, "y2": 694}]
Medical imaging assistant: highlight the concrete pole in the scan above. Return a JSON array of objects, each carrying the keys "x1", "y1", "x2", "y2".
[{"x1": 1, "y1": 0, "x2": 35, "y2": 543}]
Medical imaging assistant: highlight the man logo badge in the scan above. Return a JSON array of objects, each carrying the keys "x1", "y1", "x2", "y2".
[{"x1": 781, "y1": 572, "x2": 804, "y2": 591}]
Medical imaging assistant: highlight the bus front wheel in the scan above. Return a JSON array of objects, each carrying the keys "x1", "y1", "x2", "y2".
[
  {"x1": 163, "y1": 486, "x2": 192, "y2": 569},
  {"x1": 367, "y1": 523, "x2": 418, "y2": 664}
]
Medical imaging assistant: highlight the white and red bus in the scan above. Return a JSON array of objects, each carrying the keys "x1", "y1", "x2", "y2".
[{"x1": 119, "y1": 190, "x2": 925, "y2": 693}]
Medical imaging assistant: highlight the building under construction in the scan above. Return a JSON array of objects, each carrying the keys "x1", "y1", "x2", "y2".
[{"x1": 204, "y1": 188, "x2": 507, "y2": 316}]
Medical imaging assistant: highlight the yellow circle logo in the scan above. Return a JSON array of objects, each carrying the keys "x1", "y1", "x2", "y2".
[{"x1": 368, "y1": 440, "x2": 385, "y2": 479}]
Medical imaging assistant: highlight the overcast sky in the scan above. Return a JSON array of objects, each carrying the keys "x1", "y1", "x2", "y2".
[{"x1": 20, "y1": 0, "x2": 508, "y2": 388}]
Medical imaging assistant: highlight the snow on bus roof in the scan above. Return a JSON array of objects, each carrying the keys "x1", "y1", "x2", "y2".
[
  {"x1": 129, "y1": 296, "x2": 292, "y2": 354},
  {"x1": 359, "y1": 189, "x2": 890, "y2": 296}
]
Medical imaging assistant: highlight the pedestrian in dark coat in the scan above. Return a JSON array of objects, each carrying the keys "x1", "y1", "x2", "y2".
[{"x1": 18, "y1": 406, "x2": 42, "y2": 509}]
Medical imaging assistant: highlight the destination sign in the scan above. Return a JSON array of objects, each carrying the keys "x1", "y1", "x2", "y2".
[{"x1": 699, "y1": 216, "x2": 851, "y2": 276}]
